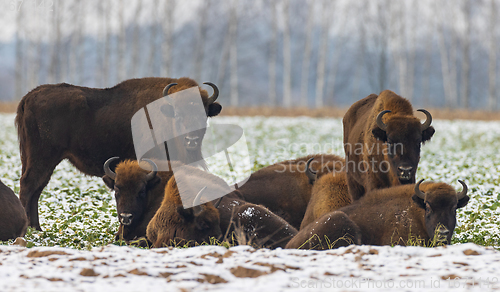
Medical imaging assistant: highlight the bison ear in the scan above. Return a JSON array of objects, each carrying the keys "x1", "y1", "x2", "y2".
[
  {"x1": 207, "y1": 102, "x2": 222, "y2": 117},
  {"x1": 422, "y1": 126, "x2": 435, "y2": 143},
  {"x1": 102, "y1": 175, "x2": 115, "y2": 189},
  {"x1": 372, "y1": 127, "x2": 387, "y2": 142},
  {"x1": 176, "y1": 206, "x2": 193, "y2": 220},
  {"x1": 457, "y1": 195, "x2": 470, "y2": 209},
  {"x1": 411, "y1": 194, "x2": 426, "y2": 209}
]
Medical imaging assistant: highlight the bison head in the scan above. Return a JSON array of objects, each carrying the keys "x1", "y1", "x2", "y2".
[
  {"x1": 412, "y1": 179, "x2": 470, "y2": 244},
  {"x1": 158, "y1": 82, "x2": 220, "y2": 165},
  {"x1": 161, "y1": 187, "x2": 222, "y2": 247},
  {"x1": 372, "y1": 109, "x2": 435, "y2": 184},
  {"x1": 102, "y1": 157, "x2": 160, "y2": 227}
]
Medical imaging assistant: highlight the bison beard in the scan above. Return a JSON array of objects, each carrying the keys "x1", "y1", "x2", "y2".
[{"x1": 16, "y1": 77, "x2": 222, "y2": 230}]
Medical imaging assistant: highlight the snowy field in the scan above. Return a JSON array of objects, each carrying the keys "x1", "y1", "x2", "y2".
[{"x1": 1, "y1": 113, "x2": 500, "y2": 291}]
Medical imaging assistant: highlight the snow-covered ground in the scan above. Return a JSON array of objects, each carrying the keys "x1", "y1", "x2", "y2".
[{"x1": 1, "y1": 243, "x2": 499, "y2": 291}]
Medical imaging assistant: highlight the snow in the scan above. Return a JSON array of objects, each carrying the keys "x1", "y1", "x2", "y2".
[{"x1": 1, "y1": 243, "x2": 499, "y2": 291}]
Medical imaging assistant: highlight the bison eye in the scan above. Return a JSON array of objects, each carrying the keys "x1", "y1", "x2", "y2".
[
  {"x1": 425, "y1": 202, "x2": 432, "y2": 213},
  {"x1": 138, "y1": 187, "x2": 147, "y2": 198}
]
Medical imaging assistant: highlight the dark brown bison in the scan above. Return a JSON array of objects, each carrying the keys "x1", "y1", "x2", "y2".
[
  {"x1": 343, "y1": 90, "x2": 435, "y2": 200},
  {"x1": 238, "y1": 154, "x2": 345, "y2": 229},
  {"x1": 294, "y1": 179, "x2": 469, "y2": 247},
  {"x1": 300, "y1": 170, "x2": 351, "y2": 230},
  {"x1": 16, "y1": 77, "x2": 221, "y2": 230},
  {"x1": 286, "y1": 211, "x2": 361, "y2": 250},
  {"x1": 102, "y1": 158, "x2": 173, "y2": 243},
  {"x1": 146, "y1": 164, "x2": 297, "y2": 248},
  {"x1": 0, "y1": 180, "x2": 28, "y2": 241}
]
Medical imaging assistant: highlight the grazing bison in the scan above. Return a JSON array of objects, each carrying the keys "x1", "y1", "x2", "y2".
[
  {"x1": 238, "y1": 154, "x2": 345, "y2": 229},
  {"x1": 343, "y1": 90, "x2": 435, "y2": 200},
  {"x1": 146, "y1": 164, "x2": 297, "y2": 248},
  {"x1": 300, "y1": 170, "x2": 351, "y2": 230},
  {"x1": 16, "y1": 77, "x2": 221, "y2": 230},
  {"x1": 0, "y1": 180, "x2": 28, "y2": 241},
  {"x1": 102, "y1": 158, "x2": 173, "y2": 243},
  {"x1": 297, "y1": 179, "x2": 469, "y2": 247},
  {"x1": 286, "y1": 211, "x2": 361, "y2": 250}
]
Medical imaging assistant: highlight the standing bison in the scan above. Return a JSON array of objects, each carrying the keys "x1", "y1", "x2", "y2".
[
  {"x1": 343, "y1": 90, "x2": 434, "y2": 200},
  {"x1": 16, "y1": 77, "x2": 221, "y2": 230}
]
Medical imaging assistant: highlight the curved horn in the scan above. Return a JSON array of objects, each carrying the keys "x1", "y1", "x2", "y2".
[
  {"x1": 203, "y1": 82, "x2": 219, "y2": 104},
  {"x1": 457, "y1": 180, "x2": 468, "y2": 200},
  {"x1": 103, "y1": 157, "x2": 119, "y2": 180},
  {"x1": 414, "y1": 179, "x2": 426, "y2": 200},
  {"x1": 192, "y1": 186, "x2": 207, "y2": 215},
  {"x1": 141, "y1": 159, "x2": 158, "y2": 181},
  {"x1": 376, "y1": 110, "x2": 391, "y2": 131},
  {"x1": 305, "y1": 158, "x2": 317, "y2": 183},
  {"x1": 163, "y1": 83, "x2": 177, "y2": 97},
  {"x1": 417, "y1": 109, "x2": 432, "y2": 131}
]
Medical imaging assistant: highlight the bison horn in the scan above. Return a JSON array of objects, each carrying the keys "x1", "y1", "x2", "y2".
[
  {"x1": 376, "y1": 110, "x2": 391, "y2": 131},
  {"x1": 414, "y1": 179, "x2": 426, "y2": 200},
  {"x1": 103, "y1": 157, "x2": 119, "y2": 180},
  {"x1": 305, "y1": 158, "x2": 317, "y2": 183},
  {"x1": 141, "y1": 159, "x2": 158, "y2": 181},
  {"x1": 203, "y1": 82, "x2": 219, "y2": 104},
  {"x1": 417, "y1": 109, "x2": 432, "y2": 131},
  {"x1": 163, "y1": 83, "x2": 177, "y2": 97},
  {"x1": 457, "y1": 180, "x2": 468, "y2": 200},
  {"x1": 192, "y1": 186, "x2": 207, "y2": 216}
]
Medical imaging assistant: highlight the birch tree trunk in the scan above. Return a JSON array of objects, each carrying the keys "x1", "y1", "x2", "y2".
[
  {"x1": 193, "y1": 0, "x2": 210, "y2": 81},
  {"x1": 282, "y1": 0, "x2": 292, "y2": 107},
  {"x1": 131, "y1": 0, "x2": 143, "y2": 78},
  {"x1": 460, "y1": 0, "x2": 471, "y2": 109},
  {"x1": 117, "y1": 1, "x2": 126, "y2": 82},
  {"x1": 268, "y1": 0, "x2": 278, "y2": 106},
  {"x1": 406, "y1": 0, "x2": 418, "y2": 101},
  {"x1": 15, "y1": 4, "x2": 24, "y2": 99},
  {"x1": 229, "y1": 0, "x2": 239, "y2": 106},
  {"x1": 102, "y1": 1, "x2": 111, "y2": 87},
  {"x1": 48, "y1": 0, "x2": 62, "y2": 84},
  {"x1": 162, "y1": 0, "x2": 176, "y2": 77},
  {"x1": 300, "y1": 0, "x2": 314, "y2": 107},
  {"x1": 314, "y1": 0, "x2": 331, "y2": 108},
  {"x1": 488, "y1": 0, "x2": 497, "y2": 110}
]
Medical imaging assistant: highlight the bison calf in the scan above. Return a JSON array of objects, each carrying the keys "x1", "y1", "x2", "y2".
[
  {"x1": 102, "y1": 158, "x2": 173, "y2": 243},
  {"x1": 0, "y1": 180, "x2": 28, "y2": 241}
]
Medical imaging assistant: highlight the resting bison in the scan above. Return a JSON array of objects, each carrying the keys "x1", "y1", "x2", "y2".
[
  {"x1": 294, "y1": 179, "x2": 469, "y2": 247},
  {"x1": 286, "y1": 211, "x2": 361, "y2": 250},
  {"x1": 300, "y1": 170, "x2": 351, "y2": 230},
  {"x1": 102, "y1": 158, "x2": 173, "y2": 243},
  {"x1": 343, "y1": 90, "x2": 435, "y2": 200},
  {"x1": 146, "y1": 164, "x2": 297, "y2": 248},
  {"x1": 238, "y1": 154, "x2": 344, "y2": 229},
  {"x1": 16, "y1": 77, "x2": 221, "y2": 230},
  {"x1": 0, "y1": 180, "x2": 28, "y2": 241}
]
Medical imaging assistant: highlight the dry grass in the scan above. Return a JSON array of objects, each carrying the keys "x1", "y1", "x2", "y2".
[
  {"x1": 0, "y1": 102, "x2": 18, "y2": 113},
  {"x1": 2, "y1": 102, "x2": 500, "y2": 120}
]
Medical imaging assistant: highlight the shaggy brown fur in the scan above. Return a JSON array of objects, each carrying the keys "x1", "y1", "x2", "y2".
[
  {"x1": 0, "y1": 180, "x2": 28, "y2": 241},
  {"x1": 146, "y1": 165, "x2": 298, "y2": 248},
  {"x1": 286, "y1": 211, "x2": 361, "y2": 250},
  {"x1": 16, "y1": 77, "x2": 222, "y2": 230},
  {"x1": 102, "y1": 160, "x2": 174, "y2": 243},
  {"x1": 343, "y1": 90, "x2": 435, "y2": 200},
  {"x1": 331, "y1": 181, "x2": 469, "y2": 246},
  {"x1": 238, "y1": 154, "x2": 345, "y2": 229},
  {"x1": 300, "y1": 171, "x2": 351, "y2": 230}
]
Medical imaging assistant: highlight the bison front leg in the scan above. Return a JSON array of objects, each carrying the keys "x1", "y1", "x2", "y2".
[{"x1": 345, "y1": 172, "x2": 365, "y2": 201}]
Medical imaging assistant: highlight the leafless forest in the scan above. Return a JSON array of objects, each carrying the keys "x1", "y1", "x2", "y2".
[{"x1": 0, "y1": 0, "x2": 498, "y2": 110}]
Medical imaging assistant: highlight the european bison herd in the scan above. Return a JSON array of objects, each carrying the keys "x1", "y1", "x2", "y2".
[{"x1": 0, "y1": 77, "x2": 472, "y2": 251}]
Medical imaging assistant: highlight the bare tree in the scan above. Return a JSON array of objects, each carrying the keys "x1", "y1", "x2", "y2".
[
  {"x1": 193, "y1": 0, "x2": 210, "y2": 81},
  {"x1": 48, "y1": 0, "x2": 63, "y2": 84},
  {"x1": 131, "y1": 0, "x2": 144, "y2": 78},
  {"x1": 488, "y1": 0, "x2": 497, "y2": 110},
  {"x1": 15, "y1": 3, "x2": 24, "y2": 99},
  {"x1": 405, "y1": 0, "x2": 418, "y2": 101},
  {"x1": 314, "y1": 0, "x2": 332, "y2": 108},
  {"x1": 102, "y1": 0, "x2": 112, "y2": 87},
  {"x1": 147, "y1": 0, "x2": 161, "y2": 76},
  {"x1": 69, "y1": 0, "x2": 84, "y2": 84},
  {"x1": 460, "y1": 0, "x2": 471, "y2": 109},
  {"x1": 161, "y1": 0, "x2": 176, "y2": 77},
  {"x1": 422, "y1": 2, "x2": 435, "y2": 107},
  {"x1": 299, "y1": 0, "x2": 314, "y2": 107},
  {"x1": 352, "y1": 0, "x2": 368, "y2": 103},
  {"x1": 268, "y1": 0, "x2": 278, "y2": 106},
  {"x1": 229, "y1": 0, "x2": 239, "y2": 106},
  {"x1": 282, "y1": 0, "x2": 291, "y2": 107},
  {"x1": 117, "y1": 0, "x2": 126, "y2": 82}
]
